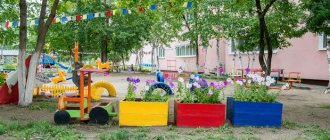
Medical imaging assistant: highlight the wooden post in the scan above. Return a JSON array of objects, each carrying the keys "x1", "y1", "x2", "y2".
[
  {"x1": 74, "y1": 42, "x2": 79, "y2": 63},
  {"x1": 80, "y1": 70, "x2": 84, "y2": 120},
  {"x1": 88, "y1": 73, "x2": 91, "y2": 113}
]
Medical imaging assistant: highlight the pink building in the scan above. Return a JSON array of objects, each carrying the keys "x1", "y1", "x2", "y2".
[{"x1": 128, "y1": 33, "x2": 330, "y2": 81}]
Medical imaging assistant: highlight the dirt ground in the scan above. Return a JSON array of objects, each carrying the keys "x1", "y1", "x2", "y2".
[{"x1": 0, "y1": 72, "x2": 330, "y2": 140}]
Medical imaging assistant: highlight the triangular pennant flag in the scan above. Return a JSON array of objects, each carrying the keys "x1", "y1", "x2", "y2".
[
  {"x1": 1, "y1": 22, "x2": 4, "y2": 28},
  {"x1": 87, "y1": 13, "x2": 94, "y2": 19},
  {"x1": 128, "y1": 10, "x2": 131, "y2": 14},
  {"x1": 182, "y1": 2, "x2": 188, "y2": 7},
  {"x1": 56, "y1": 18, "x2": 60, "y2": 23},
  {"x1": 35, "y1": 19, "x2": 39, "y2": 25},
  {"x1": 67, "y1": 16, "x2": 71, "y2": 21},
  {"x1": 94, "y1": 13, "x2": 99, "y2": 18},
  {"x1": 71, "y1": 16, "x2": 76, "y2": 21},
  {"x1": 106, "y1": 10, "x2": 111, "y2": 17},
  {"x1": 76, "y1": 15, "x2": 81, "y2": 21},
  {"x1": 150, "y1": 4, "x2": 157, "y2": 10},
  {"x1": 122, "y1": 8, "x2": 128, "y2": 15},
  {"x1": 18, "y1": 21, "x2": 20, "y2": 27},
  {"x1": 5, "y1": 21, "x2": 8, "y2": 28},
  {"x1": 82, "y1": 14, "x2": 87, "y2": 20},
  {"x1": 138, "y1": 7, "x2": 143, "y2": 12},
  {"x1": 61, "y1": 16, "x2": 67, "y2": 23},
  {"x1": 100, "y1": 12, "x2": 106, "y2": 17},
  {"x1": 113, "y1": 10, "x2": 117, "y2": 15},
  {"x1": 187, "y1": 1, "x2": 193, "y2": 8},
  {"x1": 51, "y1": 18, "x2": 55, "y2": 23}
]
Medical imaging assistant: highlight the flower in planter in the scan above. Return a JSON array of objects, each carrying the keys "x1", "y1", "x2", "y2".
[
  {"x1": 217, "y1": 68, "x2": 224, "y2": 73},
  {"x1": 125, "y1": 77, "x2": 140, "y2": 101},
  {"x1": 234, "y1": 73, "x2": 279, "y2": 102},
  {"x1": 245, "y1": 68, "x2": 251, "y2": 73},
  {"x1": 178, "y1": 77, "x2": 184, "y2": 83}
]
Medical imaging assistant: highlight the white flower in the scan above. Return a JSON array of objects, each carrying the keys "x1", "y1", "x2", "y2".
[
  {"x1": 186, "y1": 83, "x2": 192, "y2": 88},
  {"x1": 190, "y1": 74, "x2": 195, "y2": 79},
  {"x1": 285, "y1": 83, "x2": 290, "y2": 87},
  {"x1": 194, "y1": 76, "x2": 200, "y2": 81},
  {"x1": 144, "y1": 86, "x2": 150, "y2": 91},
  {"x1": 226, "y1": 78, "x2": 233, "y2": 84},
  {"x1": 193, "y1": 82, "x2": 200, "y2": 87},
  {"x1": 236, "y1": 80, "x2": 243, "y2": 86},
  {"x1": 265, "y1": 81, "x2": 271, "y2": 86},
  {"x1": 281, "y1": 85, "x2": 287, "y2": 90},
  {"x1": 247, "y1": 80, "x2": 251, "y2": 84},
  {"x1": 242, "y1": 79, "x2": 246, "y2": 83},
  {"x1": 266, "y1": 76, "x2": 272, "y2": 81},
  {"x1": 178, "y1": 68, "x2": 183, "y2": 73},
  {"x1": 178, "y1": 77, "x2": 184, "y2": 83}
]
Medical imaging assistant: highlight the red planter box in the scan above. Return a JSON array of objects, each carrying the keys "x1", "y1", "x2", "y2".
[{"x1": 175, "y1": 100, "x2": 226, "y2": 127}]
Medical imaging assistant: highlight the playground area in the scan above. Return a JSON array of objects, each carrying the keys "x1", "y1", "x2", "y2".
[{"x1": 0, "y1": 72, "x2": 329, "y2": 139}]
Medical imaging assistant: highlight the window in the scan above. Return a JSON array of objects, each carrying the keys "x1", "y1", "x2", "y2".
[
  {"x1": 229, "y1": 39, "x2": 277, "y2": 54},
  {"x1": 229, "y1": 39, "x2": 245, "y2": 53},
  {"x1": 176, "y1": 45, "x2": 196, "y2": 57},
  {"x1": 158, "y1": 47, "x2": 165, "y2": 58},
  {"x1": 319, "y1": 34, "x2": 330, "y2": 50}
]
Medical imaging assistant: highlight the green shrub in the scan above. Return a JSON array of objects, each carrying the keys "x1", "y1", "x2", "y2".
[{"x1": 4, "y1": 64, "x2": 16, "y2": 69}]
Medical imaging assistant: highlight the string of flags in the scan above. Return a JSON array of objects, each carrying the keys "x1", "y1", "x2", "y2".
[{"x1": 0, "y1": 2, "x2": 193, "y2": 29}]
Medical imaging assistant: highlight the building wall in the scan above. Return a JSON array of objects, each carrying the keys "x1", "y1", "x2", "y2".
[
  {"x1": 127, "y1": 32, "x2": 328, "y2": 80},
  {"x1": 224, "y1": 33, "x2": 328, "y2": 80}
]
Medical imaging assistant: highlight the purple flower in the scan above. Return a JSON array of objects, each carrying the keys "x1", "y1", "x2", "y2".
[
  {"x1": 128, "y1": 68, "x2": 132, "y2": 72},
  {"x1": 145, "y1": 79, "x2": 156, "y2": 85},
  {"x1": 133, "y1": 85, "x2": 137, "y2": 91},
  {"x1": 245, "y1": 68, "x2": 251, "y2": 73},
  {"x1": 169, "y1": 81, "x2": 175, "y2": 88},
  {"x1": 168, "y1": 76, "x2": 172, "y2": 81},
  {"x1": 237, "y1": 77, "x2": 241, "y2": 81},
  {"x1": 217, "y1": 68, "x2": 224, "y2": 73},
  {"x1": 223, "y1": 81, "x2": 228, "y2": 86},
  {"x1": 208, "y1": 89, "x2": 213, "y2": 95},
  {"x1": 135, "y1": 78, "x2": 140, "y2": 83},
  {"x1": 127, "y1": 77, "x2": 131, "y2": 82},
  {"x1": 210, "y1": 82, "x2": 215, "y2": 87}
]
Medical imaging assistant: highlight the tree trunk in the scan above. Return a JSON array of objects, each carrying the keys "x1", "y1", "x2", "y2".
[
  {"x1": 18, "y1": 0, "x2": 28, "y2": 106},
  {"x1": 151, "y1": 46, "x2": 155, "y2": 72},
  {"x1": 18, "y1": 0, "x2": 60, "y2": 106},
  {"x1": 257, "y1": 17, "x2": 267, "y2": 75},
  {"x1": 122, "y1": 53, "x2": 126, "y2": 71},
  {"x1": 325, "y1": 46, "x2": 330, "y2": 94},
  {"x1": 216, "y1": 38, "x2": 220, "y2": 78},
  {"x1": 101, "y1": 40, "x2": 108, "y2": 62},
  {"x1": 195, "y1": 40, "x2": 199, "y2": 73}
]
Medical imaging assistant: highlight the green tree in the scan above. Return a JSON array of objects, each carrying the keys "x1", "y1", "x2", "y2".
[
  {"x1": 303, "y1": 0, "x2": 330, "y2": 93},
  {"x1": 220, "y1": 0, "x2": 306, "y2": 75}
]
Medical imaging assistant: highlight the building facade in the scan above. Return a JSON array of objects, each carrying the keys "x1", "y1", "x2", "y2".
[{"x1": 128, "y1": 33, "x2": 330, "y2": 81}]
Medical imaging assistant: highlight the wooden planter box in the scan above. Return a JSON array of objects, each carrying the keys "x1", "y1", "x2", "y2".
[
  {"x1": 226, "y1": 97, "x2": 283, "y2": 128},
  {"x1": 175, "y1": 100, "x2": 226, "y2": 127},
  {"x1": 119, "y1": 99, "x2": 168, "y2": 126}
]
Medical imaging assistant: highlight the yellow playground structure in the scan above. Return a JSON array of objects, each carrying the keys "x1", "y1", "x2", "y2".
[
  {"x1": 34, "y1": 80, "x2": 116, "y2": 100},
  {"x1": 51, "y1": 70, "x2": 67, "y2": 84}
]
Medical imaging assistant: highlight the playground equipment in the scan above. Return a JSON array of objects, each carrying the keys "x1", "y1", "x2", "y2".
[
  {"x1": 147, "y1": 72, "x2": 173, "y2": 95},
  {"x1": 96, "y1": 58, "x2": 110, "y2": 70},
  {"x1": 284, "y1": 72, "x2": 302, "y2": 89},
  {"x1": 0, "y1": 56, "x2": 31, "y2": 105},
  {"x1": 54, "y1": 68, "x2": 116, "y2": 125},
  {"x1": 51, "y1": 70, "x2": 67, "y2": 84},
  {"x1": 34, "y1": 84, "x2": 78, "y2": 97},
  {"x1": 90, "y1": 80, "x2": 116, "y2": 100}
]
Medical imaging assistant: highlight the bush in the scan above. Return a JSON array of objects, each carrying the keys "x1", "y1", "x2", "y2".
[
  {"x1": 0, "y1": 73, "x2": 5, "y2": 85},
  {"x1": 4, "y1": 64, "x2": 16, "y2": 69}
]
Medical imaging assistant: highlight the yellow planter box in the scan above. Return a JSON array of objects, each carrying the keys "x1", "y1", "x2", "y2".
[{"x1": 119, "y1": 100, "x2": 169, "y2": 126}]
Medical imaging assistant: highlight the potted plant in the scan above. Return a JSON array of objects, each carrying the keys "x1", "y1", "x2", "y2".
[
  {"x1": 227, "y1": 73, "x2": 287, "y2": 128},
  {"x1": 119, "y1": 77, "x2": 169, "y2": 126},
  {"x1": 175, "y1": 75, "x2": 227, "y2": 127}
]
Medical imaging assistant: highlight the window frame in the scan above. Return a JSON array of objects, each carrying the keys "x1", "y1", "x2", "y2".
[{"x1": 176, "y1": 45, "x2": 196, "y2": 57}]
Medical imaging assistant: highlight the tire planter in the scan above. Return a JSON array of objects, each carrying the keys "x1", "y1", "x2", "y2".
[
  {"x1": 226, "y1": 97, "x2": 283, "y2": 128},
  {"x1": 119, "y1": 99, "x2": 168, "y2": 126},
  {"x1": 175, "y1": 100, "x2": 226, "y2": 127}
]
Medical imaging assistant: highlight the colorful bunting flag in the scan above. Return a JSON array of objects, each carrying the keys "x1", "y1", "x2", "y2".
[
  {"x1": 106, "y1": 10, "x2": 111, "y2": 17},
  {"x1": 13, "y1": 21, "x2": 18, "y2": 27},
  {"x1": 76, "y1": 15, "x2": 81, "y2": 21},
  {"x1": 150, "y1": 4, "x2": 157, "y2": 10},
  {"x1": 0, "y1": 2, "x2": 193, "y2": 29},
  {"x1": 122, "y1": 8, "x2": 128, "y2": 15},
  {"x1": 35, "y1": 19, "x2": 39, "y2": 25},
  {"x1": 100, "y1": 12, "x2": 106, "y2": 17},
  {"x1": 138, "y1": 7, "x2": 143, "y2": 12},
  {"x1": 82, "y1": 14, "x2": 87, "y2": 20},
  {"x1": 8, "y1": 22, "x2": 12, "y2": 28},
  {"x1": 87, "y1": 13, "x2": 94, "y2": 19},
  {"x1": 61, "y1": 16, "x2": 67, "y2": 23},
  {"x1": 94, "y1": 13, "x2": 99, "y2": 18}
]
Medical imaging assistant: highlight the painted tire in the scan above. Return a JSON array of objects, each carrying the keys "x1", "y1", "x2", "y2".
[
  {"x1": 90, "y1": 81, "x2": 117, "y2": 100},
  {"x1": 156, "y1": 72, "x2": 164, "y2": 83},
  {"x1": 89, "y1": 107, "x2": 109, "y2": 125},
  {"x1": 148, "y1": 82, "x2": 173, "y2": 95},
  {"x1": 54, "y1": 110, "x2": 70, "y2": 125}
]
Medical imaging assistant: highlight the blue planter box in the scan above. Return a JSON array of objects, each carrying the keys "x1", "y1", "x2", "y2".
[{"x1": 226, "y1": 97, "x2": 283, "y2": 128}]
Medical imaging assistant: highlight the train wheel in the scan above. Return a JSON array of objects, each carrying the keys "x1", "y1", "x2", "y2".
[{"x1": 54, "y1": 110, "x2": 70, "y2": 124}]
